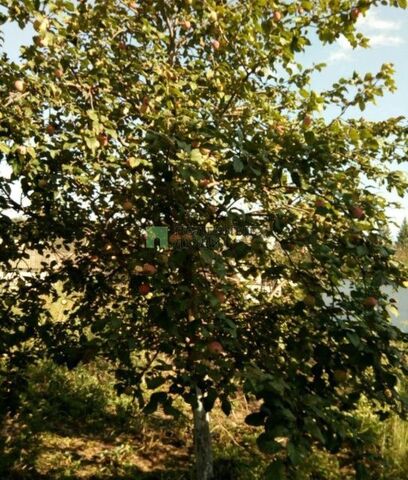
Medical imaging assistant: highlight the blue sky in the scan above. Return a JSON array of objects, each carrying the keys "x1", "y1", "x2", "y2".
[
  {"x1": 1, "y1": 6, "x2": 408, "y2": 234},
  {"x1": 299, "y1": 6, "x2": 408, "y2": 234}
]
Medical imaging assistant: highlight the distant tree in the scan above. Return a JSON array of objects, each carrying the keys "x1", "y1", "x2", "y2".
[{"x1": 397, "y1": 218, "x2": 408, "y2": 249}]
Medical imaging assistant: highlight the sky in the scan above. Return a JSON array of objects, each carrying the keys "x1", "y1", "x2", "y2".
[
  {"x1": 300, "y1": 6, "x2": 408, "y2": 235},
  {"x1": 1, "y1": 5, "x2": 408, "y2": 235}
]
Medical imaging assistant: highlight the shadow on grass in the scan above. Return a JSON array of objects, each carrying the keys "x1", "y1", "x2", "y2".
[
  {"x1": 0, "y1": 360, "x2": 194, "y2": 480},
  {"x1": 0, "y1": 467, "x2": 191, "y2": 480}
]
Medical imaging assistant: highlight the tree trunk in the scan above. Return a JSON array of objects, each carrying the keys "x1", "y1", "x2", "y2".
[{"x1": 193, "y1": 388, "x2": 214, "y2": 480}]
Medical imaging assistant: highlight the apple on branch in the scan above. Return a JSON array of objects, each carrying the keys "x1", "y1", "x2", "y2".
[
  {"x1": 273, "y1": 11, "x2": 282, "y2": 22},
  {"x1": 303, "y1": 114, "x2": 312, "y2": 128},
  {"x1": 350, "y1": 206, "x2": 365, "y2": 220},
  {"x1": 54, "y1": 68, "x2": 64, "y2": 79},
  {"x1": 179, "y1": 19, "x2": 191, "y2": 30},
  {"x1": 211, "y1": 39, "x2": 220, "y2": 50},
  {"x1": 14, "y1": 80, "x2": 25, "y2": 92},
  {"x1": 122, "y1": 199, "x2": 133, "y2": 211},
  {"x1": 207, "y1": 340, "x2": 224, "y2": 355},
  {"x1": 138, "y1": 282, "x2": 151, "y2": 295},
  {"x1": 46, "y1": 125, "x2": 56, "y2": 135},
  {"x1": 351, "y1": 8, "x2": 360, "y2": 21},
  {"x1": 98, "y1": 133, "x2": 109, "y2": 147},
  {"x1": 363, "y1": 296, "x2": 378, "y2": 308},
  {"x1": 142, "y1": 263, "x2": 157, "y2": 275}
]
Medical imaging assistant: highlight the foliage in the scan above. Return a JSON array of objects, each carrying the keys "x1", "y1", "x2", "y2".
[
  {"x1": 396, "y1": 218, "x2": 408, "y2": 249},
  {"x1": 1, "y1": 0, "x2": 408, "y2": 477}
]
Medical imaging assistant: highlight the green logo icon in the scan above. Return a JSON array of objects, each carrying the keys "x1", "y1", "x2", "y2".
[{"x1": 146, "y1": 226, "x2": 168, "y2": 248}]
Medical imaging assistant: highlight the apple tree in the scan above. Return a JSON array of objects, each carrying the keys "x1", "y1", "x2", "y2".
[{"x1": 1, "y1": 1, "x2": 408, "y2": 478}]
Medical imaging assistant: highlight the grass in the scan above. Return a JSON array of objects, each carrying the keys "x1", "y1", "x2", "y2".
[
  {"x1": 0, "y1": 358, "x2": 267, "y2": 480},
  {"x1": 2, "y1": 358, "x2": 408, "y2": 479}
]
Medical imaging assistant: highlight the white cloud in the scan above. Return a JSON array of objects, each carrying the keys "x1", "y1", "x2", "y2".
[
  {"x1": 369, "y1": 34, "x2": 404, "y2": 47},
  {"x1": 326, "y1": 12, "x2": 405, "y2": 63},
  {"x1": 327, "y1": 35, "x2": 352, "y2": 63},
  {"x1": 358, "y1": 10, "x2": 402, "y2": 31},
  {"x1": 327, "y1": 49, "x2": 352, "y2": 63}
]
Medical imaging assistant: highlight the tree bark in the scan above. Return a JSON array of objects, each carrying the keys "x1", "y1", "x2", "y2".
[{"x1": 193, "y1": 388, "x2": 214, "y2": 480}]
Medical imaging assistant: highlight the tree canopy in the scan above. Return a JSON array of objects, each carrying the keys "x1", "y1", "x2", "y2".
[{"x1": 1, "y1": 1, "x2": 408, "y2": 478}]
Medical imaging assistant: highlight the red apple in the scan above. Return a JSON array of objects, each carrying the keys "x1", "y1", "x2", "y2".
[
  {"x1": 273, "y1": 11, "x2": 282, "y2": 22},
  {"x1": 118, "y1": 41, "x2": 127, "y2": 50},
  {"x1": 207, "y1": 340, "x2": 224, "y2": 355},
  {"x1": 98, "y1": 133, "x2": 109, "y2": 147},
  {"x1": 315, "y1": 199, "x2": 326, "y2": 209},
  {"x1": 46, "y1": 124, "x2": 56, "y2": 135},
  {"x1": 54, "y1": 68, "x2": 64, "y2": 79},
  {"x1": 180, "y1": 19, "x2": 191, "y2": 30},
  {"x1": 351, "y1": 8, "x2": 360, "y2": 20},
  {"x1": 122, "y1": 199, "x2": 133, "y2": 211},
  {"x1": 169, "y1": 232, "x2": 182, "y2": 243},
  {"x1": 350, "y1": 206, "x2": 365, "y2": 220},
  {"x1": 199, "y1": 178, "x2": 213, "y2": 188},
  {"x1": 14, "y1": 80, "x2": 25, "y2": 92},
  {"x1": 211, "y1": 39, "x2": 220, "y2": 50},
  {"x1": 142, "y1": 263, "x2": 157, "y2": 275},
  {"x1": 363, "y1": 296, "x2": 378, "y2": 308},
  {"x1": 303, "y1": 114, "x2": 312, "y2": 128},
  {"x1": 138, "y1": 282, "x2": 151, "y2": 295}
]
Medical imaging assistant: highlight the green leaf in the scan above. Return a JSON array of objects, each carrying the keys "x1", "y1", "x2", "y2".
[
  {"x1": 163, "y1": 402, "x2": 181, "y2": 417},
  {"x1": 85, "y1": 137, "x2": 99, "y2": 152},
  {"x1": 304, "y1": 131, "x2": 315, "y2": 145},
  {"x1": 146, "y1": 376, "x2": 166, "y2": 389},
  {"x1": 347, "y1": 331, "x2": 360, "y2": 348},
  {"x1": 245, "y1": 412, "x2": 266, "y2": 426},
  {"x1": 265, "y1": 459, "x2": 286, "y2": 480},
  {"x1": 143, "y1": 392, "x2": 167, "y2": 414},
  {"x1": 233, "y1": 157, "x2": 244, "y2": 172},
  {"x1": 256, "y1": 433, "x2": 282, "y2": 454},
  {"x1": 305, "y1": 418, "x2": 325, "y2": 443},
  {"x1": 221, "y1": 397, "x2": 232, "y2": 416},
  {"x1": 190, "y1": 149, "x2": 203, "y2": 163},
  {"x1": 0, "y1": 143, "x2": 10, "y2": 154}
]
